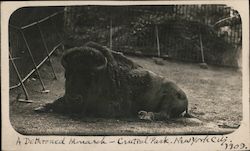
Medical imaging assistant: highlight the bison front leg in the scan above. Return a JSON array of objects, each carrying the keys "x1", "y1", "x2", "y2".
[
  {"x1": 138, "y1": 111, "x2": 171, "y2": 121},
  {"x1": 34, "y1": 97, "x2": 66, "y2": 113},
  {"x1": 35, "y1": 95, "x2": 86, "y2": 115}
]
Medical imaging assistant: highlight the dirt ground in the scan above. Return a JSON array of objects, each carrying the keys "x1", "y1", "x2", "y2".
[{"x1": 9, "y1": 53, "x2": 242, "y2": 135}]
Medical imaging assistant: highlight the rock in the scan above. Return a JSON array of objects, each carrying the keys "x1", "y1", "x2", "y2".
[
  {"x1": 199, "y1": 62, "x2": 208, "y2": 69},
  {"x1": 152, "y1": 57, "x2": 164, "y2": 65},
  {"x1": 135, "y1": 50, "x2": 143, "y2": 56},
  {"x1": 174, "y1": 117, "x2": 203, "y2": 125},
  {"x1": 162, "y1": 55, "x2": 169, "y2": 60},
  {"x1": 185, "y1": 118, "x2": 203, "y2": 124},
  {"x1": 217, "y1": 120, "x2": 240, "y2": 128}
]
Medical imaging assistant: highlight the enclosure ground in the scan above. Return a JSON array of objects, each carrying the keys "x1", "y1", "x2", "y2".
[{"x1": 9, "y1": 54, "x2": 242, "y2": 135}]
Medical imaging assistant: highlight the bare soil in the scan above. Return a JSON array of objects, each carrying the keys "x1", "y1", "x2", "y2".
[{"x1": 9, "y1": 54, "x2": 242, "y2": 135}]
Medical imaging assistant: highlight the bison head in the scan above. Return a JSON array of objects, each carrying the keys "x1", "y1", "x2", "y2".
[
  {"x1": 159, "y1": 80, "x2": 188, "y2": 118},
  {"x1": 60, "y1": 45, "x2": 110, "y2": 101},
  {"x1": 138, "y1": 75, "x2": 189, "y2": 120},
  {"x1": 61, "y1": 46, "x2": 108, "y2": 72}
]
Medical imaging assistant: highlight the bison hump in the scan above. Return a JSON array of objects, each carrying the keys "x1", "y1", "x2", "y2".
[{"x1": 112, "y1": 51, "x2": 141, "y2": 70}]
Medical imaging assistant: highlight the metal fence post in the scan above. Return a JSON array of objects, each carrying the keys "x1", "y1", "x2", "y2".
[
  {"x1": 110, "y1": 19, "x2": 113, "y2": 50},
  {"x1": 37, "y1": 23, "x2": 57, "y2": 80},
  {"x1": 199, "y1": 34, "x2": 205, "y2": 63},
  {"x1": 199, "y1": 33, "x2": 208, "y2": 69},
  {"x1": 20, "y1": 29, "x2": 50, "y2": 93},
  {"x1": 9, "y1": 11, "x2": 63, "y2": 92},
  {"x1": 9, "y1": 51, "x2": 33, "y2": 103},
  {"x1": 155, "y1": 24, "x2": 161, "y2": 57}
]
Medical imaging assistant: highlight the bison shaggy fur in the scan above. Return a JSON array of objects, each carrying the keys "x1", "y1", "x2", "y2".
[{"x1": 36, "y1": 42, "x2": 190, "y2": 121}]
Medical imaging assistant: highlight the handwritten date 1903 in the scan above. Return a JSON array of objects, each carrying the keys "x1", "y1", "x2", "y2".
[{"x1": 223, "y1": 142, "x2": 247, "y2": 150}]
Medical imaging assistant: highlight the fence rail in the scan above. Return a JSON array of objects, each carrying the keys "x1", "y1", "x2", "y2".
[{"x1": 9, "y1": 10, "x2": 64, "y2": 102}]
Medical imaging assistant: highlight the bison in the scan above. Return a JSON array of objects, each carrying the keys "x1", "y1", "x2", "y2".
[{"x1": 35, "y1": 42, "x2": 191, "y2": 121}]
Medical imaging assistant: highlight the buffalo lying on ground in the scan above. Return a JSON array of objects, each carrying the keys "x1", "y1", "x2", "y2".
[{"x1": 35, "y1": 42, "x2": 190, "y2": 121}]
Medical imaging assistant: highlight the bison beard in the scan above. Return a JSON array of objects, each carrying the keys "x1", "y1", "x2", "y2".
[{"x1": 35, "y1": 42, "x2": 190, "y2": 121}]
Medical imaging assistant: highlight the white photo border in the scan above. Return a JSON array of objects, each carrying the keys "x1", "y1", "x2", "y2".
[{"x1": 1, "y1": 1, "x2": 249, "y2": 151}]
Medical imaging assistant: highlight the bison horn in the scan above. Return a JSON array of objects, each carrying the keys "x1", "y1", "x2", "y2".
[{"x1": 94, "y1": 57, "x2": 107, "y2": 71}]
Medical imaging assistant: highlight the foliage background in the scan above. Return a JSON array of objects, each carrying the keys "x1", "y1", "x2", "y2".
[{"x1": 64, "y1": 5, "x2": 242, "y2": 67}]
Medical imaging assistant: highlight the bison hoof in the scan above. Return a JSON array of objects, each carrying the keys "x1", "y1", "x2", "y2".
[
  {"x1": 34, "y1": 106, "x2": 52, "y2": 113},
  {"x1": 138, "y1": 110, "x2": 155, "y2": 121}
]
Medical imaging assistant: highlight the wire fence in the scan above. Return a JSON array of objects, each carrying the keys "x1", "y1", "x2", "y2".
[
  {"x1": 67, "y1": 5, "x2": 242, "y2": 67},
  {"x1": 9, "y1": 10, "x2": 64, "y2": 102},
  {"x1": 113, "y1": 5, "x2": 241, "y2": 66}
]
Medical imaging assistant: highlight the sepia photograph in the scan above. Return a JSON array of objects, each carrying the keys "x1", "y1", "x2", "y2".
[{"x1": 2, "y1": 1, "x2": 249, "y2": 151}]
